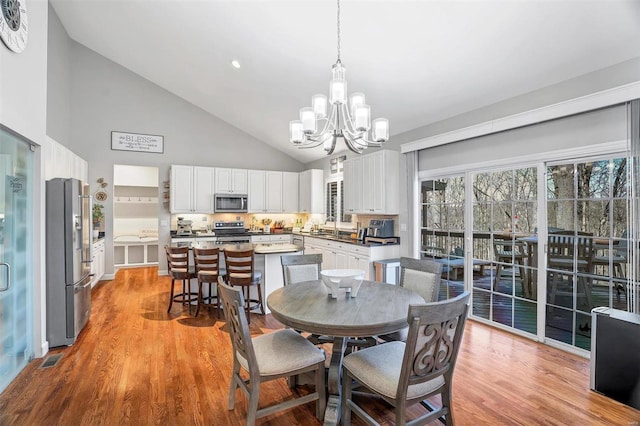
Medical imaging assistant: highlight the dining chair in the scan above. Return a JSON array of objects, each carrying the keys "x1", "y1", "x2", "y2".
[
  {"x1": 492, "y1": 238, "x2": 527, "y2": 295},
  {"x1": 280, "y1": 253, "x2": 334, "y2": 355},
  {"x1": 547, "y1": 233, "x2": 595, "y2": 311},
  {"x1": 193, "y1": 247, "x2": 221, "y2": 317},
  {"x1": 341, "y1": 291, "x2": 470, "y2": 426},
  {"x1": 222, "y1": 248, "x2": 264, "y2": 324},
  {"x1": 280, "y1": 253, "x2": 323, "y2": 285},
  {"x1": 592, "y1": 230, "x2": 628, "y2": 294},
  {"x1": 217, "y1": 280, "x2": 326, "y2": 425},
  {"x1": 379, "y1": 257, "x2": 443, "y2": 342},
  {"x1": 165, "y1": 245, "x2": 198, "y2": 314}
]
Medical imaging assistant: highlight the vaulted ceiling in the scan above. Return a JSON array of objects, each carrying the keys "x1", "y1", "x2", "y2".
[{"x1": 50, "y1": 0, "x2": 640, "y2": 163}]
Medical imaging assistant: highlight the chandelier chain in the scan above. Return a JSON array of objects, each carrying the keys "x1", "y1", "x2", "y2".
[{"x1": 336, "y1": 0, "x2": 341, "y2": 63}]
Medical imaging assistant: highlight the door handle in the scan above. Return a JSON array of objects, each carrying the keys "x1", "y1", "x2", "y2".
[{"x1": 0, "y1": 262, "x2": 11, "y2": 292}]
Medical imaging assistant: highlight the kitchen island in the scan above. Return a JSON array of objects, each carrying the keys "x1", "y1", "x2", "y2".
[{"x1": 168, "y1": 241, "x2": 303, "y2": 314}]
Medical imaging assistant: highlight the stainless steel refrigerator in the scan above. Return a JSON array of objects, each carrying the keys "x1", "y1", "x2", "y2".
[{"x1": 46, "y1": 178, "x2": 92, "y2": 347}]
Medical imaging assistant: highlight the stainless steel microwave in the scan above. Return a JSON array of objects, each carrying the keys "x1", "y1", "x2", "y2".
[{"x1": 214, "y1": 194, "x2": 248, "y2": 212}]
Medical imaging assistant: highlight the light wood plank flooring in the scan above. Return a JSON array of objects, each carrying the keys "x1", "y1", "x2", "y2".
[{"x1": 1, "y1": 267, "x2": 639, "y2": 425}]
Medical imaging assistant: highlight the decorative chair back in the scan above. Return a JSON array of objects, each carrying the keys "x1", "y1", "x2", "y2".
[
  {"x1": 218, "y1": 280, "x2": 258, "y2": 374},
  {"x1": 281, "y1": 254, "x2": 323, "y2": 286},
  {"x1": 399, "y1": 291, "x2": 470, "y2": 398},
  {"x1": 193, "y1": 247, "x2": 220, "y2": 280},
  {"x1": 399, "y1": 257, "x2": 443, "y2": 303},
  {"x1": 165, "y1": 246, "x2": 191, "y2": 280},
  {"x1": 224, "y1": 249, "x2": 255, "y2": 286},
  {"x1": 548, "y1": 233, "x2": 594, "y2": 273},
  {"x1": 493, "y1": 238, "x2": 526, "y2": 261}
]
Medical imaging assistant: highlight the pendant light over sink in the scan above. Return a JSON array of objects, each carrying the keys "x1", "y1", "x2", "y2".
[{"x1": 289, "y1": 0, "x2": 389, "y2": 155}]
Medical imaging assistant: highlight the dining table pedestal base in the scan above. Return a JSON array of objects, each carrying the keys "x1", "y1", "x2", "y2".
[{"x1": 324, "y1": 336, "x2": 348, "y2": 426}]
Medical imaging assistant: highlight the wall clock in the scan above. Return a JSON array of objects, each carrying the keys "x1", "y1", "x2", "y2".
[{"x1": 0, "y1": 0, "x2": 28, "y2": 53}]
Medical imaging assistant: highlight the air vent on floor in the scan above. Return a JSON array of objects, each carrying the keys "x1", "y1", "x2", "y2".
[{"x1": 39, "y1": 354, "x2": 63, "y2": 369}]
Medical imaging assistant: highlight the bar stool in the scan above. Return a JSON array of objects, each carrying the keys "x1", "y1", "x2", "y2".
[
  {"x1": 222, "y1": 248, "x2": 264, "y2": 323},
  {"x1": 165, "y1": 246, "x2": 198, "y2": 314},
  {"x1": 193, "y1": 247, "x2": 222, "y2": 317}
]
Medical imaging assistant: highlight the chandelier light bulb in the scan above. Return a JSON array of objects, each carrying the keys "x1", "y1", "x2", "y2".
[
  {"x1": 354, "y1": 104, "x2": 371, "y2": 132},
  {"x1": 300, "y1": 107, "x2": 317, "y2": 134},
  {"x1": 372, "y1": 118, "x2": 389, "y2": 142},
  {"x1": 330, "y1": 78, "x2": 347, "y2": 105},
  {"x1": 312, "y1": 94, "x2": 328, "y2": 118},
  {"x1": 349, "y1": 93, "x2": 365, "y2": 116},
  {"x1": 290, "y1": 120, "x2": 304, "y2": 143}
]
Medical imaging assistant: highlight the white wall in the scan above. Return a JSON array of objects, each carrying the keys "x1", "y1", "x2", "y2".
[{"x1": 0, "y1": 0, "x2": 49, "y2": 357}]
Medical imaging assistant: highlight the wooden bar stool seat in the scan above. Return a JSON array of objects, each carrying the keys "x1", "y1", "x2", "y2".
[
  {"x1": 222, "y1": 248, "x2": 264, "y2": 323},
  {"x1": 165, "y1": 246, "x2": 198, "y2": 314}
]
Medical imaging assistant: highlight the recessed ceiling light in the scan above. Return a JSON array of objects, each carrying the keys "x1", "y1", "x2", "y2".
[{"x1": 231, "y1": 60, "x2": 241, "y2": 69}]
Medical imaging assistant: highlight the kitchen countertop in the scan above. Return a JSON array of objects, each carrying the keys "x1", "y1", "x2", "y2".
[
  {"x1": 169, "y1": 241, "x2": 303, "y2": 254},
  {"x1": 169, "y1": 230, "x2": 399, "y2": 247},
  {"x1": 299, "y1": 233, "x2": 400, "y2": 247}
]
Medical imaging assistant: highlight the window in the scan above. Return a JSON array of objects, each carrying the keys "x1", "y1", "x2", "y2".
[{"x1": 326, "y1": 177, "x2": 351, "y2": 223}]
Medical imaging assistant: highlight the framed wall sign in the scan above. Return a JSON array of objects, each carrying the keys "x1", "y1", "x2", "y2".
[{"x1": 111, "y1": 131, "x2": 164, "y2": 153}]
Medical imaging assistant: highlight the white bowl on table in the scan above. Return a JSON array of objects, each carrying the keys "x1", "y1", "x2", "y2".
[{"x1": 320, "y1": 269, "x2": 365, "y2": 298}]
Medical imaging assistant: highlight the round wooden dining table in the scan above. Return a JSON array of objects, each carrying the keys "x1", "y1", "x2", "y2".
[{"x1": 267, "y1": 280, "x2": 424, "y2": 426}]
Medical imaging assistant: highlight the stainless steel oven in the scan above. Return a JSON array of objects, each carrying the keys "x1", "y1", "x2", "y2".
[
  {"x1": 213, "y1": 221, "x2": 250, "y2": 244},
  {"x1": 214, "y1": 194, "x2": 248, "y2": 213},
  {"x1": 217, "y1": 235, "x2": 251, "y2": 244}
]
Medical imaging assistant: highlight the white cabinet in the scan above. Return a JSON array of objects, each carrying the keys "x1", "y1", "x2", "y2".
[
  {"x1": 248, "y1": 170, "x2": 266, "y2": 212},
  {"x1": 343, "y1": 157, "x2": 363, "y2": 213},
  {"x1": 215, "y1": 168, "x2": 247, "y2": 194},
  {"x1": 343, "y1": 150, "x2": 399, "y2": 214},
  {"x1": 170, "y1": 165, "x2": 193, "y2": 212},
  {"x1": 282, "y1": 172, "x2": 299, "y2": 213},
  {"x1": 251, "y1": 234, "x2": 292, "y2": 244},
  {"x1": 91, "y1": 239, "x2": 105, "y2": 288},
  {"x1": 170, "y1": 165, "x2": 215, "y2": 213},
  {"x1": 248, "y1": 170, "x2": 284, "y2": 213},
  {"x1": 266, "y1": 171, "x2": 283, "y2": 212},
  {"x1": 44, "y1": 136, "x2": 88, "y2": 181},
  {"x1": 303, "y1": 236, "x2": 400, "y2": 281},
  {"x1": 298, "y1": 169, "x2": 324, "y2": 214}
]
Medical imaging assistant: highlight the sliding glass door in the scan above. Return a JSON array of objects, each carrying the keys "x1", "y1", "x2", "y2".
[
  {"x1": 0, "y1": 127, "x2": 34, "y2": 393},
  {"x1": 419, "y1": 154, "x2": 633, "y2": 352},
  {"x1": 545, "y1": 156, "x2": 630, "y2": 350},
  {"x1": 419, "y1": 176, "x2": 465, "y2": 300},
  {"x1": 471, "y1": 167, "x2": 538, "y2": 335}
]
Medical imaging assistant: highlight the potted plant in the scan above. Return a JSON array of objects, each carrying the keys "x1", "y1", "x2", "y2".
[{"x1": 92, "y1": 203, "x2": 104, "y2": 238}]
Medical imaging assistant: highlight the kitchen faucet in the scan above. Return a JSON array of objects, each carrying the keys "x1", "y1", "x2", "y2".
[{"x1": 325, "y1": 216, "x2": 338, "y2": 236}]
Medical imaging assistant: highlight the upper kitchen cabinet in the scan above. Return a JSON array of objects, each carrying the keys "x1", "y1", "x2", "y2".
[
  {"x1": 343, "y1": 150, "x2": 399, "y2": 214},
  {"x1": 248, "y1": 170, "x2": 284, "y2": 213},
  {"x1": 44, "y1": 137, "x2": 88, "y2": 182},
  {"x1": 215, "y1": 168, "x2": 247, "y2": 194},
  {"x1": 282, "y1": 172, "x2": 299, "y2": 213},
  {"x1": 170, "y1": 165, "x2": 215, "y2": 213},
  {"x1": 298, "y1": 169, "x2": 324, "y2": 214},
  {"x1": 343, "y1": 157, "x2": 363, "y2": 213}
]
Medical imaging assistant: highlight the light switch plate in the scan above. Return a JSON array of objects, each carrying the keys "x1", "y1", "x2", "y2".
[{"x1": 160, "y1": 219, "x2": 168, "y2": 227}]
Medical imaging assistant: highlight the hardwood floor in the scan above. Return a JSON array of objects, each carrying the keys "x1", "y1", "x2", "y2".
[{"x1": 1, "y1": 267, "x2": 639, "y2": 425}]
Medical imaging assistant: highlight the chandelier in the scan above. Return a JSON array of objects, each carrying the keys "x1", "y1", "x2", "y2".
[{"x1": 289, "y1": 0, "x2": 389, "y2": 155}]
